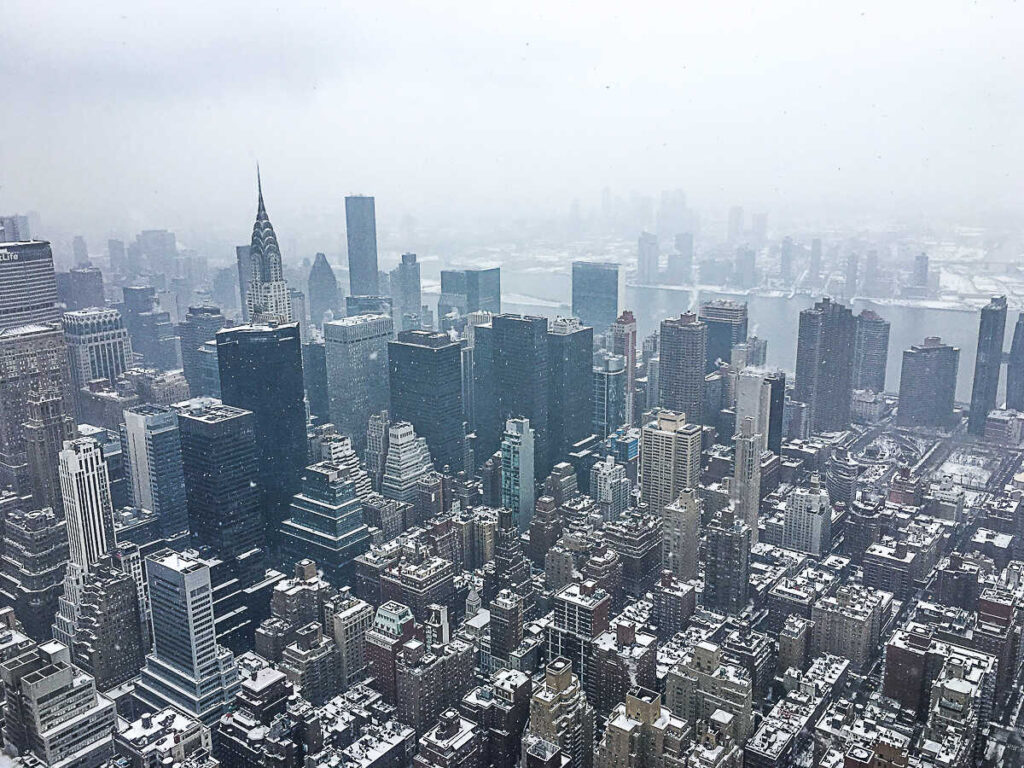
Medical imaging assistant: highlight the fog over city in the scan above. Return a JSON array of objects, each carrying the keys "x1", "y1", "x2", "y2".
[{"x1": 3, "y1": 1, "x2": 1023, "y2": 254}]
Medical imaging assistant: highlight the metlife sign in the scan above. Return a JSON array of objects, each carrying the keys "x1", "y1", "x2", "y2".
[{"x1": 0, "y1": 250, "x2": 19, "y2": 263}]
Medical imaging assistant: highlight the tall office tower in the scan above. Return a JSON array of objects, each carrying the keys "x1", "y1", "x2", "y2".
[
  {"x1": 53, "y1": 438, "x2": 116, "y2": 647},
  {"x1": 308, "y1": 252, "x2": 341, "y2": 328},
  {"x1": 107, "y1": 238, "x2": 126, "y2": 272},
  {"x1": 62, "y1": 265, "x2": 105, "y2": 310},
  {"x1": 592, "y1": 353, "x2": 627, "y2": 439},
  {"x1": 731, "y1": 417, "x2": 762, "y2": 542},
  {"x1": 765, "y1": 370, "x2": 786, "y2": 453},
  {"x1": 70, "y1": 560, "x2": 145, "y2": 690},
  {"x1": 897, "y1": 337, "x2": 960, "y2": 429},
  {"x1": 365, "y1": 410, "x2": 391, "y2": 491},
  {"x1": 610, "y1": 311, "x2": 638, "y2": 424},
  {"x1": 669, "y1": 232, "x2": 694, "y2": 284},
  {"x1": 732, "y1": 335, "x2": 767, "y2": 369},
  {"x1": 913, "y1": 252, "x2": 930, "y2": 286},
  {"x1": 524, "y1": 658, "x2": 595, "y2": 768},
  {"x1": 121, "y1": 286, "x2": 179, "y2": 370},
  {"x1": 390, "y1": 253, "x2": 422, "y2": 332},
  {"x1": 726, "y1": 206, "x2": 744, "y2": 243},
  {"x1": 366, "y1": 601, "x2": 417, "y2": 704},
  {"x1": 571, "y1": 261, "x2": 618, "y2": 334},
  {"x1": 779, "y1": 236, "x2": 794, "y2": 282},
  {"x1": 852, "y1": 310, "x2": 890, "y2": 393},
  {"x1": 437, "y1": 268, "x2": 501, "y2": 325},
  {"x1": 968, "y1": 296, "x2": 1008, "y2": 434},
  {"x1": 0, "y1": 214, "x2": 30, "y2": 241},
  {"x1": 217, "y1": 323, "x2": 307, "y2": 539},
  {"x1": 59, "y1": 438, "x2": 115, "y2": 572},
  {"x1": 23, "y1": 392, "x2": 75, "y2": 513},
  {"x1": 782, "y1": 475, "x2": 832, "y2": 557},
  {"x1": 345, "y1": 195, "x2": 379, "y2": 297},
  {"x1": 844, "y1": 253, "x2": 859, "y2": 297},
  {"x1": 663, "y1": 488, "x2": 700, "y2": 581},
  {"x1": 0, "y1": 323, "x2": 73, "y2": 491},
  {"x1": 490, "y1": 588, "x2": 525, "y2": 665},
  {"x1": 808, "y1": 238, "x2": 822, "y2": 285},
  {"x1": 173, "y1": 398, "x2": 264, "y2": 558},
  {"x1": 0, "y1": 240, "x2": 59, "y2": 330},
  {"x1": 313, "y1": 428, "x2": 373, "y2": 499},
  {"x1": 639, "y1": 410, "x2": 702, "y2": 514},
  {"x1": 1007, "y1": 314, "x2": 1024, "y2": 411},
  {"x1": 245, "y1": 174, "x2": 292, "y2": 324},
  {"x1": 381, "y1": 421, "x2": 435, "y2": 506},
  {"x1": 72, "y1": 235, "x2": 89, "y2": 264},
  {"x1": 703, "y1": 505, "x2": 750, "y2": 616},
  {"x1": 121, "y1": 404, "x2": 189, "y2": 536},
  {"x1": 389, "y1": 329, "x2": 466, "y2": 473},
  {"x1": 325, "y1": 313, "x2": 393, "y2": 450},
  {"x1": 62, "y1": 307, "x2": 132, "y2": 406},
  {"x1": 0, "y1": 640, "x2": 117, "y2": 767},
  {"x1": 235, "y1": 245, "x2": 252, "y2": 321},
  {"x1": 330, "y1": 589, "x2": 375, "y2": 689},
  {"x1": 735, "y1": 369, "x2": 771, "y2": 452},
  {"x1": 289, "y1": 288, "x2": 308, "y2": 335},
  {"x1": 501, "y1": 418, "x2": 536, "y2": 532},
  {"x1": 548, "y1": 317, "x2": 593, "y2": 462},
  {"x1": 636, "y1": 232, "x2": 659, "y2": 284},
  {"x1": 590, "y1": 456, "x2": 629, "y2": 522},
  {"x1": 698, "y1": 299, "x2": 747, "y2": 371},
  {"x1": 302, "y1": 338, "x2": 329, "y2": 424},
  {"x1": 136, "y1": 550, "x2": 241, "y2": 725},
  {"x1": 0, "y1": 507, "x2": 69, "y2": 641},
  {"x1": 280, "y1": 462, "x2": 371, "y2": 584},
  {"x1": 473, "y1": 314, "x2": 550, "y2": 476},
  {"x1": 179, "y1": 305, "x2": 226, "y2": 396},
  {"x1": 794, "y1": 297, "x2": 856, "y2": 433},
  {"x1": 278, "y1": 622, "x2": 342, "y2": 706},
  {"x1": 658, "y1": 313, "x2": 707, "y2": 423}
]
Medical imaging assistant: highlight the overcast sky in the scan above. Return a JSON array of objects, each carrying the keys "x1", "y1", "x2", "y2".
[{"x1": 2, "y1": 1, "x2": 1022, "y2": 254}]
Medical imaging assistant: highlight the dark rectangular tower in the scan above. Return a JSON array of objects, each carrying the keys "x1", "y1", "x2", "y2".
[
  {"x1": 794, "y1": 297, "x2": 856, "y2": 433},
  {"x1": 571, "y1": 262, "x2": 618, "y2": 335},
  {"x1": 968, "y1": 296, "x2": 1007, "y2": 435},
  {"x1": 345, "y1": 196, "x2": 379, "y2": 297}
]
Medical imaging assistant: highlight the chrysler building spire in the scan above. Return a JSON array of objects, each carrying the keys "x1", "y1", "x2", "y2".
[{"x1": 246, "y1": 168, "x2": 292, "y2": 324}]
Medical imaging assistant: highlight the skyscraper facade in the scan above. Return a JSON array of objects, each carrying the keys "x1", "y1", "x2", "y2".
[
  {"x1": 731, "y1": 417, "x2": 762, "y2": 543},
  {"x1": 765, "y1": 370, "x2": 786, "y2": 454},
  {"x1": 0, "y1": 240, "x2": 60, "y2": 330},
  {"x1": 1007, "y1": 313, "x2": 1024, "y2": 412},
  {"x1": 325, "y1": 313, "x2": 394, "y2": 450},
  {"x1": 637, "y1": 232, "x2": 659, "y2": 284},
  {"x1": 703, "y1": 506, "x2": 750, "y2": 616},
  {"x1": 699, "y1": 299, "x2": 748, "y2": 371},
  {"x1": 388, "y1": 329, "x2": 466, "y2": 473},
  {"x1": 501, "y1": 418, "x2": 536, "y2": 532},
  {"x1": 245, "y1": 175, "x2": 292, "y2": 324},
  {"x1": 235, "y1": 245, "x2": 252, "y2": 321},
  {"x1": 571, "y1": 261, "x2": 618, "y2": 335},
  {"x1": 968, "y1": 296, "x2": 1007, "y2": 435},
  {"x1": 135, "y1": 550, "x2": 241, "y2": 725},
  {"x1": 217, "y1": 323, "x2": 307, "y2": 539},
  {"x1": 58, "y1": 437, "x2": 116, "y2": 574},
  {"x1": 592, "y1": 352, "x2": 627, "y2": 440},
  {"x1": 658, "y1": 313, "x2": 707, "y2": 425},
  {"x1": 179, "y1": 305, "x2": 226, "y2": 396},
  {"x1": 438, "y1": 268, "x2": 501, "y2": 325},
  {"x1": 897, "y1": 337, "x2": 960, "y2": 429},
  {"x1": 639, "y1": 410, "x2": 702, "y2": 515},
  {"x1": 473, "y1": 314, "x2": 550, "y2": 477},
  {"x1": 547, "y1": 317, "x2": 594, "y2": 462},
  {"x1": 307, "y1": 252, "x2": 341, "y2": 327},
  {"x1": 173, "y1": 398, "x2": 264, "y2": 559},
  {"x1": 121, "y1": 404, "x2": 189, "y2": 536},
  {"x1": 63, "y1": 308, "x2": 132, "y2": 402},
  {"x1": 23, "y1": 392, "x2": 75, "y2": 513},
  {"x1": 794, "y1": 297, "x2": 856, "y2": 433},
  {"x1": 346, "y1": 195, "x2": 379, "y2": 297},
  {"x1": 390, "y1": 252, "x2": 422, "y2": 332},
  {"x1": 852, "y1": 310, "x2": 890, "y2": 393},
  {"x1": 735, "y1": 369, "x2": 771, "y2": 453},
  {"x1": 610, "y1": 311, "x2": 638, "y2": 423}
]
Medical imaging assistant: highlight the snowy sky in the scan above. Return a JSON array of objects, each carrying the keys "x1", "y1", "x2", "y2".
[{"x1": 2, "y1": 1, "x2": 1022, "y2": 247}]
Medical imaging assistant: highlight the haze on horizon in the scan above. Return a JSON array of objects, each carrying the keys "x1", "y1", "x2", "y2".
[{"x1": 2, "y1": 0, "x2": 1022, "y2": 257}]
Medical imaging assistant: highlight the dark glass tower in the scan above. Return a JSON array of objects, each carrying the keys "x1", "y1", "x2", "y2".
[
  {"x1": 121, "y1": 285, "x2": 179, "y2": 371},
  {"x1": 547, "y1": 317, "x2": 594, "y2": 464},
  {"x1": 794, "y1": 297, "x2": 856, "y2": 433},
  {"x1": 897, "y1": 337, "x2": 959, "y2": 429},
  {"x1": 852, "y1": 310, "x2": 890, "y2": 393},
  {"x1": 571, "y1": 261, "x2": 618, "y2": 335},
  {"x1": 173, "y1": 398, "x2": 264, "y2": 558},
  {"x1": 968, "y1": 296, "x2": 1007, "y2": 435},
  {"x1": 307, "y1": 252, "x2": 340, "y2": 328},
  {"x1": 179, "y1": 305, "x2": 226, "y2": 396},
  {"x1": 217, "y1": 323, "x2": 307, "y2": 542},
  {"x1": 438, "y1": 268, "x2": 501, "y2": 328},
  {"x1": 388, "y1": 330, "x2": 466, "y2": 473},
  {"x1": 390, "y1": 252, "x2": 422, "y2": 332},
  {"x1": 1006, "y1": 313, "x2": 1024, "y2": 412},
  {"x1": 765, "y1": 370, "x2": 786, "y2": 454},
  {"x1": 345, "y1": 196, "x2": 379, "y2": 297},
  {"x1": 698, "y1": 299, "x2": 747, "y2": 372},
  {"x1": 703, "y1": 506, "x2": 750, "y2": 616},
  {"x1": 658, "y1": 313, "x2": 707, "y2": 425},
  {"x1": 473, "y1": 314, "x2": 549, "y2": 477}
]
